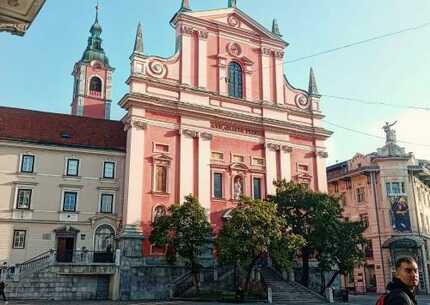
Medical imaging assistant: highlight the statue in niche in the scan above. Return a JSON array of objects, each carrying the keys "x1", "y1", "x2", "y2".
[
  {"x1": 233, "y1": 176, "x2": 243, "y2": 200},
  {"x1": 382, "y1": 121, "x2": 397, "y2": 144}
]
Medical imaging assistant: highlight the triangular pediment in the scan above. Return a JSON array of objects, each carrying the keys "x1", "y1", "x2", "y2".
[{"x1": 180, "y1": 8, "x2": 286, "y2": 44}]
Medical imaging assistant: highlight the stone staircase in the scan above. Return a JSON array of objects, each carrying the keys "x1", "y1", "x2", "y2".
[{"x1": 261, "y1": 268, "x2": 327, "y2": 304}]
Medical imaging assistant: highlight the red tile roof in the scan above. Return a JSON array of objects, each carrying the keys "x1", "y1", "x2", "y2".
[{"x1": 0, "y1": 106, "x2": 126, "y2": 151}]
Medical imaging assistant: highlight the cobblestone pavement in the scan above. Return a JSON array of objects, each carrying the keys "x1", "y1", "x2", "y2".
[{"x1": 3, "y1": 295, "x2": 430, "y2": 305}]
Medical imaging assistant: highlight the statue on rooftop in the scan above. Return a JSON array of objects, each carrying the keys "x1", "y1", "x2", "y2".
[{"x1": 383, "y1": 121, "x2": 397, "y2": 144}]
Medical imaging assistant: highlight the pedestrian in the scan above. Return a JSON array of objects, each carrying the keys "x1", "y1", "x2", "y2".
[
  {"x1": 0, "y1": 280, "x2": 7, "y2": 304},
  {"x1": 383, "y1": 256, "x2": 419, "y2": 305}
]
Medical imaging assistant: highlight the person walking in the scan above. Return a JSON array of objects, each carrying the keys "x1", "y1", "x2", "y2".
[
  {"x1": 0, "y1": 280, "x2": 7, "y2": 304},
  {"x1": 384, "y1": 257, "x2": 419, "y2": 305}
]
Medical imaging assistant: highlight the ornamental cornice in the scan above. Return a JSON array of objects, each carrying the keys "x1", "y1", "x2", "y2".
[
  {"x1": 121, "y1": 93, "x2": 332, "y2": 139},
  {"x1": 127, "y1": 75, "x2": 324, "y2": 119},
  {"x1": 180, "y1": 25, "x2": 194, "y2": 35},
  {"x1": 198, "y1": 30, "x2": 209, "y2": 39}
]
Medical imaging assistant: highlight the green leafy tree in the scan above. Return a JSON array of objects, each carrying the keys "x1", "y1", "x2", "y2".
[
  {"x1": 150, "y1": 195, "x2": 213, "y2": 291},
  {"x1": 216, "y1": 198, "x2": 304, "y2": 292},
  {"x1": 317, "y1": 220, "x2": 366, "y2": 291},
  {"x1": 270, "y1": 180, "x2": 343, "y2": 287}
]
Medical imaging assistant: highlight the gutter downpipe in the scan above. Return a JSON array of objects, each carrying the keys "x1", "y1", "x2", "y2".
[{"x1": 370, "y1": 171, "x2": 387, "y2": 292}]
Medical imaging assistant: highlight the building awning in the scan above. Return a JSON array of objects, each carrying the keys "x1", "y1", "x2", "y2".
[{"x1": 382, "y1": 236, "x2": 424, "y2": 248}]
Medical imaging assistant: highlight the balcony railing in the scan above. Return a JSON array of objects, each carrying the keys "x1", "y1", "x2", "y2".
[{"x1": 56, "y1": 250, "x2": 115, "y2": 264}]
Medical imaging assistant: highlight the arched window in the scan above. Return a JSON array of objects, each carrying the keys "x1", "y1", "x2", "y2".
[
  {"x1": 94, "y1": 224, "x2": 114, "y2": 252},
  {"x1": 89, "y1": 76, "x2": 102, "y2": 94},
  {"x1": 228, "y1": 62, "x2": 243, "y2": 98}
]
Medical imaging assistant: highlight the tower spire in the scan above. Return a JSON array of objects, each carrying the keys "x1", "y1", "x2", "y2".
[
  {"x1": 272, "y1": 19, "x2": 282, "y2": 37},
  {"x1": 308, "y1": 67, "x2": 320, "y2": 97},
  {"x1": 95, "y1": 0, "x2": 99, "y2": 23},
  {"x1": 133, "y1": 22, "x2": 144, "y2": 55},
  {"x1": 228, "y1": 0, "x2": 237, "y2": 8}
]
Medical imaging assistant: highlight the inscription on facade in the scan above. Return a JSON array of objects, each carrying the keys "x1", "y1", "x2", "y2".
[{"x1": 211, "y1": 122, "x2": 260, "y2": 136}]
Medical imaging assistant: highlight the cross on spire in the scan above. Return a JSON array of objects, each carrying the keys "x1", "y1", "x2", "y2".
[{"x1": 95, "y1": 0, "x2": 100, "y2": 23}]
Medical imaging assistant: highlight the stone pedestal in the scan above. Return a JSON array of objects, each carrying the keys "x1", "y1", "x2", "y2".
[{"x1": 118, "y1": 224, "x2": 145, "y2": 258}]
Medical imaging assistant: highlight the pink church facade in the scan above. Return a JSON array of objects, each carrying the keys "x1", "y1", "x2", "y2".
[{"x1": 118, "y1": 1, "x2": 332, "y2": 257}]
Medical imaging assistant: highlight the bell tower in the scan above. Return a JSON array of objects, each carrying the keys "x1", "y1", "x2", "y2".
[{"x1": 71, "y1": 4, "x2": 114, "y2": 119}]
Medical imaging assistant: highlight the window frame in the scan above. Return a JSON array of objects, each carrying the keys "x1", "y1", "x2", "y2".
[
  {"x1": 228, "y1": 61, "x2": 244, "y2": 99},
  {"x1": 212, "y1": 171, "x2": 224, "y2": 200},
  {"x1": 12, "y1": 230, "x2": 26, "y2": 249},
  {"x1": 99, "y1": 193, "x2": 114, "y2": 214},
  {"x1": 252, "y1": 176, "x2": 262, "y2": 200},
  {"x1": 16, "y1": 188, "x2": 32, "y2": 210},
  {"x1": 102, "y1": 161, "x2": 115, "y2": 179},
  {"x1": 62, "y1": 191, "x2": 78, "y2": 212},
  {"x1": 65, "y1": 158, "x2": 80, "y2": 177},
  {"x1": 356, "y1": 186, "x2": 365, "y2": 203},
  {"x1": 89, "y1": 76, "x2": 103, "y2": 94},
  {"x1": 20, "y1": 154, "x2": 35, "y2": 173}
]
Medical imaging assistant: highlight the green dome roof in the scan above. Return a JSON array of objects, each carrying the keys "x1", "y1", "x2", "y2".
[{"x1": 80, "y1": 14, "x2": 111, "y2": 68}]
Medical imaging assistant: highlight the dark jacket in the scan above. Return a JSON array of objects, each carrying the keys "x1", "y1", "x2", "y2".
[
  {"x1": 0, "y1": 281, "x2": 4, "y2": 291},
  {"x1": 385, "y1": 278, "x2": 417, "y2": 305}
]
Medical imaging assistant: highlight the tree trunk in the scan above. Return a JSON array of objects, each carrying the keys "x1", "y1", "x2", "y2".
[
  {"x1": 191, "y1": 260, "x2": 201, "y2": 293},
  {"x1": 244, "y1": 256, "x2": 260, "y2": 293},
  {"x1": 320, "y1": 269, "x2": 326, "y2": 295},
  {"x1": 325, "y1": 270, "x2": 340, "y2": 289},
  {"x1": 302, "y1": 249, "x2": 310, "y2": 287}
]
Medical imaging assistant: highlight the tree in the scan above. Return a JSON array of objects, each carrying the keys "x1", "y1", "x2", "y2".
[
  {"x1": 317, "y1": 220, "x2": 366, "y2": 292},
  {"x1": 150, "y1": 195, "x2": 213, "y2": 291},
  {"x1": 216, "y1": 197, "x2": 304, "y2": 292},
  {"x1": 269, "y1": 180, "x2": 343, "y2": 288}
]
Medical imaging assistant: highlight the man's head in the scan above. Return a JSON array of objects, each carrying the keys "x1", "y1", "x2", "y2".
[{"x1": 395, "y1": 257, "x2": 419, "y2": 288}]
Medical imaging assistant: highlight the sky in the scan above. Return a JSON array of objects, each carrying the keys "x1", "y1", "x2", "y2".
[{"x1": 1, "y1": 0, "x2": 429, "y2": 165}]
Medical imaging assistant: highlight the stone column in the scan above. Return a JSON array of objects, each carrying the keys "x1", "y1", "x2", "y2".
[
  {"x1": 180, "y1": 25, "x2": 193, "y2": 86},
  {"x1": 244, "y1": 64, "x2": 253, "y2": 100},
  {"x1": 274, "y1": 50, "x2": 284, "y2": 105},
  {"x1": 119, "y1": 116, "x2": 146, "y2": 257},
  {"x1": 265, "y1": 143, "x2": 280, "y2": 195},
  {"x1": 198, "y1": 132, "x2": 212, "y2": 213},
  {"x1": 218, "y1": 56, "x2": 228, "y2": 96},
  {"x1": 180, "y1": 129, "x2": 198, "y2": 202},
  {"x1": 316, "y1": 151, "x2": 328, "y2": 192},
  {"x1": 261, "y1": 47, "x2": 272, "y2": 102},
  {"x1": 280, "y1": 145, "x2": 292, "y2": 182},
  {"x1": 197, "y1": 30, "x2": 208, "y2": 89}
]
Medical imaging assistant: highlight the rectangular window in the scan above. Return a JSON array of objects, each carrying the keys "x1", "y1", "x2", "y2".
[
  {"x1": 252, "y1": 158, "x2": 264, "y2": 166},
  {"x1": 100, "y1": 194, "x2": 113, "y2": 213},
  {"x1": 253, "y1": 177, "x2": 262, "y2": 200},
  {"x1": 63, "y1": 191, "x2": 77, "y2": 212},
  {"x1": 298, "y1": 164, "x2": 309, "y2": 172},
  {"x1": 391, "y1": 182, "x2": 401, "y2": 194},
  {"x1": 356, "y1": 187, "x2": 365, "y2": 203},
  {"x1": 16, "y1": 189, "x2": 32, "y2": 209},
  {"x1": 360, "y1": 214, "x2": 369, "y2": 228},
  {"x1": 155, "y1": 165, "x2": 167, "y2": 193},
  {"x1": 154, "y1": 144, "x2": 169, "y2": 153},
  {"x1": 211, "y1": 152, "x2": 224, "y2": 161},
  {"x1": 232, "y1": 155, "x2": 244, "y2": 163},
  {"x1": 365, "y1": 240, "x2": 373, "y2": 258},
  {"x1": 12, "y1": 230, "x2": 26, "y2": 249},
  {"x1": 103, "y1": 161, "x2": 115, "y2": 179},
  {"x1": 213, "y1": 173, "x2": 223, "y2": 199},
  {"x1": 20, "y1": 155, "x2": 34, "y2": 173},
  {"x1": 66, "y1": 159, "x2": 79, "y2": 176},
  {"x1": 333, "y1": 182, "x2": 339, "y2": 193}
]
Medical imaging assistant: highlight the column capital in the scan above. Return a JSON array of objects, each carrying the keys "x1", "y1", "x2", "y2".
[
  {"x1": 124, "y1": 117, "x2": 147, "y2": 131},
  {"x1": 182, "y1": 128, "x2": 199, "y2": 138},
  {"x1": 200, "y1": 132, "x2": 213, "y2": 140},
  {"x1": 265, "y1": 142, "x2": 281, "y2": 151},
  {"x1": 281, "y1": 145, "x2": 293, "y2": 153},
  {"x1": 317, "y1": 151, "x2": 329, "y2": 158}
]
